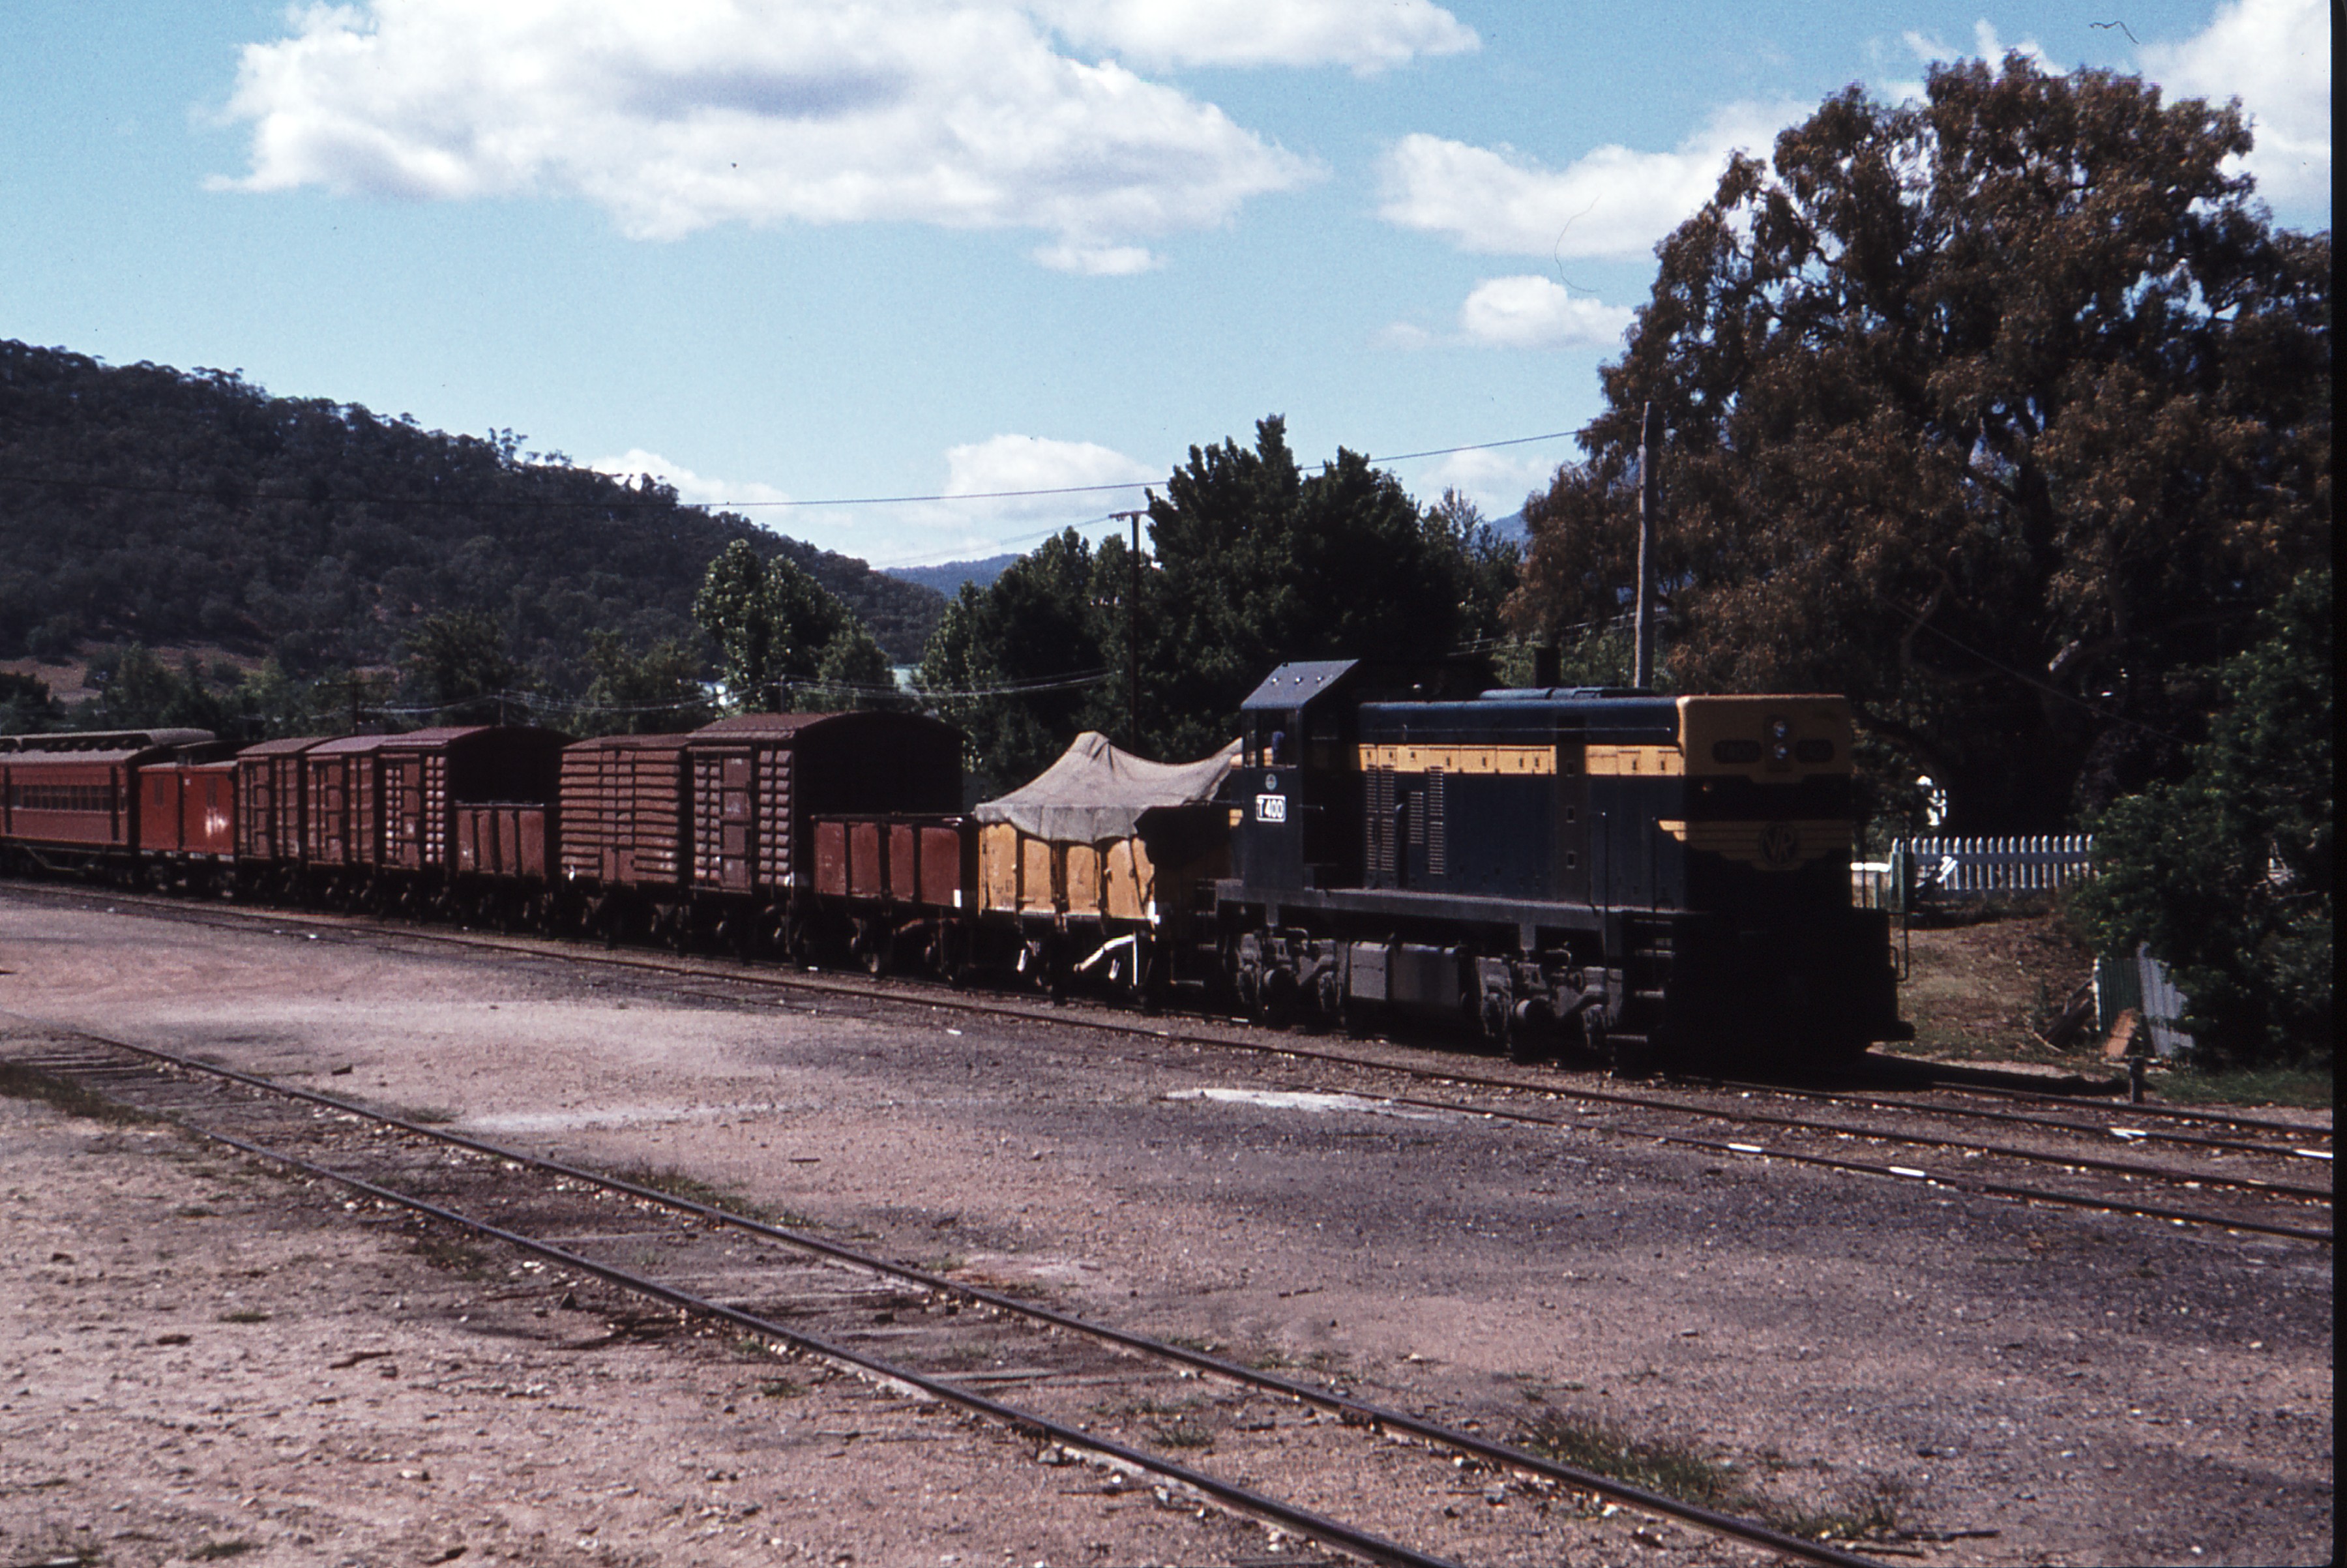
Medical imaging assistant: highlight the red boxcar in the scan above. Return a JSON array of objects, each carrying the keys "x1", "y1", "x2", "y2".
[
  {"x1": 557, "y1": 734, "x2": 691, "y2": 890},
  {"x1": 683, "y1": 712, "x2": 960, "y2": 898},
  {"x1": 0, "y1": 730, "x2": 214, "y2": 869},
  {"x1": 303, "y1": 726, "x2": 569, "y2": 883},
  {"x1": 135, "y1": 747, "x2": 242, "y2": 858},
  {"x1": 235, "y1": 736, "x2": 331, "y2": 867}
]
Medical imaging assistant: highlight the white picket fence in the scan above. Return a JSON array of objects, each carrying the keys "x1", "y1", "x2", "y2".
[{"x1": 1851, "y1": 835, "x2": 2097, "y2": 908}]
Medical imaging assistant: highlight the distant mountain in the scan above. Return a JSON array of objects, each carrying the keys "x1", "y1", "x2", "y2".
[
  {"x1": 1486, "y1": 509, "x2": 1528, "y2": 543},
  {"x1": 886, "y1": 554, "x2": 1019, "y2": 598},
  {"x1": 0, "y1": 340, "x2": 947, "y2": 675}
]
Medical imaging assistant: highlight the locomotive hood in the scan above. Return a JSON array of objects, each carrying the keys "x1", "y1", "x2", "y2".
[{"x1": 975, "y1": 731, "x2": 1239, "y2": 842}]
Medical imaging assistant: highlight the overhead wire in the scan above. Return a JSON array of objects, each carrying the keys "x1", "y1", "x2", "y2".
[{"x1": 0, "y1": 429, "x2": 1575, "y2": 516}]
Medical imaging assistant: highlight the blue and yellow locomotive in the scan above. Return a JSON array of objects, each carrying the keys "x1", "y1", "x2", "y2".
[{"x1": 1220, "y1": 660, "x2": 1909, "y2": 1072}]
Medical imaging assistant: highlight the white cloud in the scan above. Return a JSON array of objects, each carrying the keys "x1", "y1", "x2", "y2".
[
  {"x1": 1376, "y1": 100, "x2": 1801, "y2": 258},
  {"x1": 1033, "y1": 0, "x2": 1475, "y2": 73},
  {"x1": 1032, "y1": 241, "x2": 1160, "y2": 274},
  {"x1": 591, "y1": 449, "x2": 791, "y2": 508},
  {"x1": 592, "y1": 435, "x2": 1156, "y2": 565},
  {"x1": 1456, "y1": 275, "x2": 1632, "y2": 349},
  {"x1": 213, "y1": 0, "x2": 1318, "y2": 265},
  {"x1": 1414, "y1": 444, "x2": 1558, "y2": 525},
  {"x1": 2140, "y1": 0, "x2": 2331, "y2": 208},
  {"x1": 1879, "y1": 20, "x2": 2048, "y2": 103},
  {"x1": 943, "y1": 433, "x2": 1155, "y2": 499}
]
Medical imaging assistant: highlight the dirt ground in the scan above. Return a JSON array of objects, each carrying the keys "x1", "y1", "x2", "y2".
[
  {"x1": 0, "y1": 1093, "x2": 1299, "y2": 1568},
  {"x1": 1890, "y1": 913, "x2": 2100, "y2": 1064},
  {"x1": 0, "y1": 891, "x2": 2333, "y2": 1567}
]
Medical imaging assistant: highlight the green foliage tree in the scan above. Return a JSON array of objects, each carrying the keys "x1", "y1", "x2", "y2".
[
  {"x1": 0, "y1": 340, "x2": 947, "y2": 680},
  {"x1": 2071, "y1": 568, "x2": 2332, "y2": 1069},
  {"x1": 404, "y1": 609, "x2": 523, "y2": 722},
  {"x1": 0, "y1": 671, "x2": 66, "y2": 733},
  {"x1": 579, "y1": 632, "x2": 715, "y2": 735},
  {"x1": 806, "y1": 620, "x2": 903, "y2": 712},
  {"x1": 917, "y1": 530, "x2": 1125, "y2": 790},
  {"x1": 1508, "y1": 57, "x2": 2331, "y2": 833},
  {"x1": 693, "y1": 540, "x2": 897, "y2": 713},
  {"x1": 919, "y1": 419, "x2": 1511, "y2": 787}
]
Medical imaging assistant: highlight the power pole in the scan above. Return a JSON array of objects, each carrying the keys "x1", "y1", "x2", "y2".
[
  {"x1": 1633, "y1": 400, "x2": 1662, "y2": 689},
  {"x1": 1114, "y1": 510, "x2": 1144, "y2": 753}
]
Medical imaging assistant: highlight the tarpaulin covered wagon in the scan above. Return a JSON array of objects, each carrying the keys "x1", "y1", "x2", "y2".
[{"x1": 972, "y1": 732, "x2": 1238, "y2": 996}]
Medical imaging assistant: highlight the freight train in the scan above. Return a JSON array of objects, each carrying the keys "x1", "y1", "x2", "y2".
[{"x1": 0, "y1": 659, "x2": 1909, "y2": 1073}]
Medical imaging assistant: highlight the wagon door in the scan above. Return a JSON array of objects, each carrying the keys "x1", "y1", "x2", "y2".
[
  {"x1": 692, "y1": 748, "x2": 754, "y2": 893},
  {"x1": 312, "y1": 758, "x2": 346, "y2": 863}
]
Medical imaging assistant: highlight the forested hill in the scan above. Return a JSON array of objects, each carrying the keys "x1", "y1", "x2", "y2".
[{"x1": 0, "y1": 340, "x2": 945, "y2": 678}]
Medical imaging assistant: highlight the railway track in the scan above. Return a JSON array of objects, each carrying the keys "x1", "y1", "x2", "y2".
[
  {"x1": 0, "y1": 1022, "x2": 1894, "y2": 1568},
  {"x1": 3, "y1": 879, "x2": 2331, "y2": 1245}
]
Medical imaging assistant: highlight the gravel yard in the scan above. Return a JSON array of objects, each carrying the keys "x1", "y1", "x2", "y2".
[{"x1": 1, "y1": 889, "x2": 2332, "y2": 1566}]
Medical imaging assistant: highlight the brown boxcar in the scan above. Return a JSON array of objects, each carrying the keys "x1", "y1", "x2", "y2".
[
  {"x1": 303, "y1": 726, "x2": 569, "y2": 882},
  {"x1": 0, "y1": 730, "x2": 213, "y2": 868},
  {"x1": 235, "y1": 736, "x2": 331, "y2": 867},
  {"x1": 683, "y1": 711, "x2": 960, "y2": 898},
  {"x1": 557, "y1": 734, "x2": 691, "y2": 890}
]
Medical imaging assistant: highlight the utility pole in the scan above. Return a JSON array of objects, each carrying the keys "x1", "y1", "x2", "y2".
[
  {"x1": 1114, "y1": 510, "x2": 1144, "y2": 753},
  {"x1": 1633, "y1": 400, "x2": 1662, "y2": 689}
]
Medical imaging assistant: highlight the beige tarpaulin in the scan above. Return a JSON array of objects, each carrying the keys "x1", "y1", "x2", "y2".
[{"x1": 973, "y1": 732, "x2": 1240, "y2": 843}]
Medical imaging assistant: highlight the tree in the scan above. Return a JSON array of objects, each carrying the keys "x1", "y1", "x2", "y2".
[
  {"x1": 1509, "y1": 56, "x2": 2331, "y2": 832},
  {"x1": 0, "y1": 670, "x2": 65, "y2": 734},
  {"x1": 920, "y1": 420, "x2": 1504, "y2": 788},
  {"x1": 404, "y1": 609, "x2": 522, "y2": 721},
  {"x1": 806, "y1": 621, "x2": 904, "y2": 712},
  {"x1": 1142, "y1": 417, "x2": 1485, "y2": 760},
  {"x1": 692, "y1": 540, "x2": 898, "y2": 713},
  {"x1": 2071, "y1": 567, "x2": 2331, "y2": 1068},
  {"x1": 580, "y1": 632, "x2": 714, "y2": 735},
  {"x1": 917, "y1": 530, "x2": 1124, "y2": 789}
]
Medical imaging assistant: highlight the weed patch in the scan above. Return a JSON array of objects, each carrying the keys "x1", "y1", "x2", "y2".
[
  {"x1": 608, "y1": 1162, "x2": 779, "y2": 1223},
  {"x1": 1522, "y1": 1408, "x2": 1744, "y2": 1510},
  {"x1": 0, "y1": 1060, "x2": 161, "y2": 1125},
  {"x1": 1149, "y1": 1421, "x2": 1213, "y2": 1451},
  {"x1": 193, "y1": 1541, "x2": 259, "y2": 1561},
  {"x1": 2150, "y1": 1065, "x2": 2333, "y2": 1109},
  {"x1": 1521, "y1": 1408, "x2": 1906, "y2": 1543},
  {"x1": 218, "y1": 1309, "x2": 271, "y2": 1324},
  {"x1": 413, "y1": 1233, "x2": 493, "y2": 1279}
]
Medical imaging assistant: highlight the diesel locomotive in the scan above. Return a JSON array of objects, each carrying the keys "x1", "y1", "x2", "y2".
[{"x1": 1220, "y1": 661, "x2": 1909, "y2": 1071}]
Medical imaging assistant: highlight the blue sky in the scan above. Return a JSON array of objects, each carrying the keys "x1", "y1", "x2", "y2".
[{"x1": 2, "y1": 1, "x2": 2328, "y2": 569}]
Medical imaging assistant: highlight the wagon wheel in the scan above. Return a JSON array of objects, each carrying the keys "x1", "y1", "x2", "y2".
[{"x1": 859, "y1": 921, "x2": 894, "y2": 977}]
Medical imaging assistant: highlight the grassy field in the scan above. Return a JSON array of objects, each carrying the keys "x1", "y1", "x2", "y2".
[{"x1": 1886, "y1": 909, "x2": 2333, "y2": 1111}]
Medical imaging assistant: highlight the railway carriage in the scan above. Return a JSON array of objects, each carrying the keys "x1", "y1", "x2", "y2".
[
  {"x1": 0, "y1": 730, "x2": 216, "y2": 878},
  {"x1": 297, "y1": 726, "x2": 569, "y2": 913}
]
